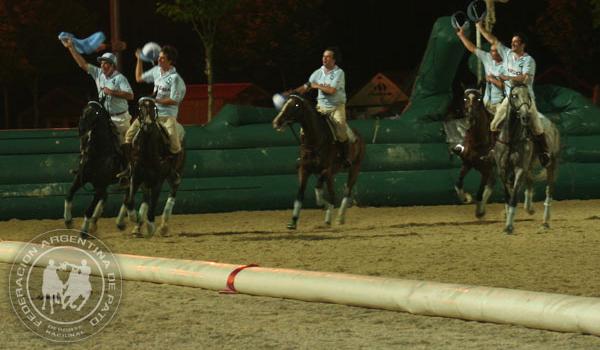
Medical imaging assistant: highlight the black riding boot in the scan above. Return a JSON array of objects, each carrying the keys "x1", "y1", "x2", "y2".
[
  {"x1": 339, "y1": 141, "x2": 352, "y2": 168},
  {"x1": 480, "y1": 131, "x2": 499, "y2": 162},
  {"x1": 170, "y1": 151, "x2": 185, "y2": 185},
  {"x1": 116, "y1": 143, "x2": 132, "y2": 185},
  {"x1": 534, "y1": 133, "x2": 551, "y2": 167}
]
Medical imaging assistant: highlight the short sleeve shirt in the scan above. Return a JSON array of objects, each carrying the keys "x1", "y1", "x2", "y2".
[
  {"x1": 141, "y1": 66, "x2": 186, "y2": 118},
  {"x1": 87, "y1": 64, "x2": 132, "y2": 118},
  {"x1": 496, "y1": 43, "x2": 536, "y2": 99},
  {"x1": 474, "y1": 49, "x2": 505, "y2": 105},
  {"x1": 309, "y1": 66, "x2": 346, "y2": 109}
]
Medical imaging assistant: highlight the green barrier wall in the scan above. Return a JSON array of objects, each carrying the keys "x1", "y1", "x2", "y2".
[{"x1": 1, "y1": 16, "x2": 600, "y2": 220}]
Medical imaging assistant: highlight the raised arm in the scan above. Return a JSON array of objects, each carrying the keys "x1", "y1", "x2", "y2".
[
  {"x1": 476, "y1": 22, "x2": 498, "y2": 46},
  {"x1": 61, "y1": 38, "x2": 88, "y2": 71},
  {"x1": 135, "y1": 49, "x2": 144, "y2": 83},
  {"x1": 456, "y1": 26, "x2": 476, "y2": 53}
]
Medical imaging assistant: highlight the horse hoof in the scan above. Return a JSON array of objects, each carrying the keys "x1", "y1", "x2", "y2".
[
  {"x1": 475, "y1": 210, "x2": 486, "y2": 219},
  {"x1": 463, "y1": 193, "x2": 473, "y2": 204},
  {"x1": 527, "y1": 209, "x2": 535, "y2": 215},
  {"x1": 146, "y1": 223, "x2": 156, "y2": 237},
  {"x1": 336, "y1": 217, "x2": 345, "y2": 225},
  {"x1": 132, "y1": 226, "x2": 143, "y2": 238},
  {"x1": 504, "y1": 226, "x2": 514, "y2": 235},
  {"x1": 287, "y1": 222, "x2": 297, "y2": 230},
  {"x1": 65, "y1": 220, "x2": 73, "y2": 229},
  {"x1": 541, "y1": 223, "x2": 550, "y2": 230},
  {"x1": 159, "y1": 225, "x2": 170, "y2": 237},
  {"x1": 116, "y1": 222, "x2": 126, "y2": 231},
  {"x1": 80, "y1": 232, "x2": 89, "y2": 239}
]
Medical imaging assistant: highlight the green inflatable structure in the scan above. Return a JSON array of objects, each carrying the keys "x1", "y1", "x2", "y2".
[{"x1": 1, "y1": 16, "x2": 599, "y2": 220}]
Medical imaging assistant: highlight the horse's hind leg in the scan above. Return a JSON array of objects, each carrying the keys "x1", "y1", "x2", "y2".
[
  {"x1": 64, "y1": 175, "x2": 84, "y2": 229},
  {"x1": 455, "y1": 165, "x2": 473, "y2": 204},
  {"x1": 323, "y1": 174, "x2": 335, "y2": 226},
  {"x1": 337, "y1": 164, "x2": 360, "y2": 225},
  {"x1": 144, "y1": 184, "x2": 162, "y2": 237},
  {"x1": 524, "y1": 179, "x2": 535, "y2": 215},
  {"x1": 504, "y1": 169, "x2": 525, "y2": 234}
]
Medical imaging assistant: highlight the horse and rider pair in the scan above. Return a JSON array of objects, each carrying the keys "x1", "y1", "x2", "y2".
[
  {"x1": 65, "y1": 98, "x2": 185, "y2": 238},
  {"x1": 453, "y1": 83, "x2": 560, "y2": 234}
]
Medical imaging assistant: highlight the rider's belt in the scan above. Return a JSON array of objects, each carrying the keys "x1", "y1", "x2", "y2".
[{"x1": 110, "y1": 110, "x2": 128, "y2": 116}]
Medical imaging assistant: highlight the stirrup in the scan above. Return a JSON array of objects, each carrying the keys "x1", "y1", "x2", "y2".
[
  {"x1": 539, "y1": 152, "x2": 551, "y2": 167},
  {"x1": 116, "y1": 167, "x2": 130, "y2": 179}
]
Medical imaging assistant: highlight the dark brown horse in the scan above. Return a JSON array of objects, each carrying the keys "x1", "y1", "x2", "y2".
[
  {"x1": 272, "y1": 94, "x2": 366, "y2": 229},
  {"x1": 453, "y1": 88, "x2": 495, "y2": 218}
]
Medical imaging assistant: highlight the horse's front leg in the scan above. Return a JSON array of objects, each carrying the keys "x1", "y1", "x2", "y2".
[
  {"x1": 504, "y1": 168, "x2": 525, "y2": 234},
  {"x1": 159, "y1": 179, "x2": 179, "y2": 237},
  {"x1": 322, "y1": 173, "x2": 336, "y2": 226},
  {"x1": 288, "y1": 168, "x2": 309, "y2": 230},
  {"x1": 144, "y1": 184, "x2": 162, "y2": 237},
  {"x1": 542, "y1": 164, "x2": 557, "y2": 229},
  {"x1": 475, "y1": 165, "x2": 494, "y2": 219},
  {"x1": 455, "y1": 164, "x2": 473, "y2": 204},
  {"x1": 81, "y1": 187, "x2": 107, "y2": 238},
  {"x1": 64, "y1": 173, "x2": 84, "y2": 229}
]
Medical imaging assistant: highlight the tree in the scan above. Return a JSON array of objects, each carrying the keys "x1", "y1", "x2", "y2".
[
  {"x1": 157, "y1": 0, "x2": 238, "y2": 122},
  {"x1": 535, "y1": 0, "x2": 599, "y2": 84},
  {"x1": 217, "y1": 0, "x2": 328, "y2": 91}
]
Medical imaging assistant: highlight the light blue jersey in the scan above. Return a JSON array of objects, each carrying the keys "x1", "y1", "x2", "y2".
[
  {"x1": 475, "y1": 49, "x2": 505, "y2": 105},
  {"x1": 87, "y1": 64, "x2": 132, "y2": 117},
  {"x1": 497, "y1": 43, "x2": 536, "y2": 99},
  {"x1": 141, "y1": 66, "x2": 186, "y2": 118},
  {"x1": 309, "y1": 66, "x2": 346, "y2": 109}
]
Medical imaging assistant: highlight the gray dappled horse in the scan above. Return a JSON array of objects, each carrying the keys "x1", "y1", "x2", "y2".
[
  {"x1": 116, "y1": 97, "x2": 185, "y2": 237},
  {"x1": 64, "y1": 101, "x2": 126, "y2": 238},
  {"x1": 454, "y1": 88, "x2": 495, "y2": 218},
  {"x1": 272, "y1": 94, "x2": 366, "y2": 229},
  {"x1": 494, "y1": 83, "x2": 560, "y2": 234}
]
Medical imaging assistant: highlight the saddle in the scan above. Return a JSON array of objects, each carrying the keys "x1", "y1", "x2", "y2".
[{"x1": 316, "y1": 110, "x2": 341, "y2": 142}]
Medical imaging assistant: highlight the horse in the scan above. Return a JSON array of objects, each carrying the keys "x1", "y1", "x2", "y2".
[
  {"x1": 64, "y1": 101, "x2": 126, "y2": 238},
  {"x1": 494, "y1": 83, "x2": 560, "y2": 234},
  {"x1": 272, "y1": 94, "x2": 366, "y2": 229},
  {"x1": 453, "y1": 88, "x2": 496, "y2": 218},
  {"x1": 119, "y1": 97, "x2": 185, "y2": 237}
]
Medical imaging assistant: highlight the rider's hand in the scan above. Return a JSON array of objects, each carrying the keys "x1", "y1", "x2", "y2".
[
  {"x1": 61, "y1": 38, "x2": 73, "y2": 49},
  {"x1": 102, "y1": 87, "x2": 113, "y2": 96},
  {"x1": 135, "y1": 49, "x2": 142, "y2": 59}
]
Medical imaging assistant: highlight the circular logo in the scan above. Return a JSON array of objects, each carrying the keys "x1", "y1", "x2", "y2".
[{"x1": 8, "y1": 229, "x2": 123, "y2": 342}]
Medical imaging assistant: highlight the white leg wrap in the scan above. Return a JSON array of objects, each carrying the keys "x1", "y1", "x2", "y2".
[
  {"x1": 128, "y1": 209, "x2": 138, "y2": 223},
  {"x1": 139, "y1": 202, "x2": 149, "y2": 224},
  {"x1": 162, "y1": 197, "x2": 176, "y2": 225},
  {"x1": 292, "y1": 200, "x2": 302, "y2": 218},
  {"x1": 337, "y1": 197, "x2": 351, "y2": 225},
  {"x1": 505, "y1": 206, "x2": 516, "y2": 229},
  {"x1": 324, "y1": 203, "x2": 333, "y2": 225},
  {"x1": 315, "y1": 188, "x2": 324, "y2": 207},
  {"x1": 524, "y1": 189, "x2": 533, "y2": 211},
  {"x1": 543, "y1": 196, "x2": 552, "y2": 224},
  {"x1": 116, "y1": 204, "x2": 127, "y2": 225},
  {"x1": 81, "y1": 216, "x2": 91, "y2": 234},
  {"x1": 64, "y1": 200, "x2": 72, "y2": 222},
  {"x1": 482, "y1": 186, "x2": 493, "y2": 204},
  {"x1": 92, "y1": 200, "x2": 104, "y2": 221}
]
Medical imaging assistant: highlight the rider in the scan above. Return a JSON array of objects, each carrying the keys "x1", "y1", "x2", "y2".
[
  {"x1": 62, "y1": 38, "x2": 134, "y2": 144},
  {"x1": 453, "y1": 25, "x2": 505, "y2": 155},
  {"x1": 120, "y1": 45, "x2": 186, "y2": 184},
  {"x1": 285, "y1": 47, "x2": 356, "y2": 166},
  {"x1": 476, "y1": 22, "x2": 551, "y2": 167}
]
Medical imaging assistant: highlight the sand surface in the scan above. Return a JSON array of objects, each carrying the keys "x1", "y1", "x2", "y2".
[{"x1": 1, "y1": 199, "x2": 600, "y2": 349}]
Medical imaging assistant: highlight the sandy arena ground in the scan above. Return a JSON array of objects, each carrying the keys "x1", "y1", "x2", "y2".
[{"x1": 1, "y1": 199, "x2": 600, "y2": 349}]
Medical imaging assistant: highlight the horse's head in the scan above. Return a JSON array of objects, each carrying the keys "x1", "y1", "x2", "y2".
[
  {"x1": 79, "y1": 101, "x2": 108, "y2": 136},
  {"x1": 463, "y1": 88, "x2": 484, "y2": 125},
  {"x1": 272, "y1": 94, "x2": 307, "y2": 131},
  {"x1": 138, "y1": 97, "x2": 159, "y2": 125},
  {"x1": 508, "y1": 83, "x2": 532, "y2": 127}
]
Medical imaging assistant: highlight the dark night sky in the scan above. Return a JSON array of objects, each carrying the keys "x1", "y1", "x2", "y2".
[
  {"x1": 84, "y1": 0, "x2": 552, "y2": 92},
  {"x1": 6, "y1": 0, "x2": 579, "y2": 126}
]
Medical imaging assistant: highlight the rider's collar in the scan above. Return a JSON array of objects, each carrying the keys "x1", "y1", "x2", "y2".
[{"x1": 160, "y1": 66, "x2": 176, "y2": 77}]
